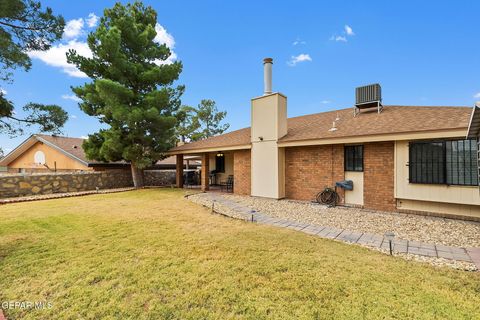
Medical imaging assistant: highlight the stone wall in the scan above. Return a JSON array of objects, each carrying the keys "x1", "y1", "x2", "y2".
[
  {"x1": 144, "y1": 170, "x2": 176, "y2": 186},
  {"x1": 0, "y1": 170, "x2": 133, "y2": 199}
]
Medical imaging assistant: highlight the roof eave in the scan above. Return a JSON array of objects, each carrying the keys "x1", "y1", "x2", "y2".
[
  {"x1": 167, "y1": 144, "x2": 252, "y2": 155},
  {"x1": 466, "y1": 103, "x2": 480, "y2": 138},
  {"x1": 278, "y1": 127, "x2": 468, "y2": 147},
  {"x1": 0, "y1": 135, "x2": 37, "y2": 166},
  {"x1": 35, "y1": 135, "x2": 90, "y2": 166}
]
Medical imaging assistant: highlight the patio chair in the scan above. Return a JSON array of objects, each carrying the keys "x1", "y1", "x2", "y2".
[{"x1": 220, "y1": 175, "x2": 234, "y2": 193}]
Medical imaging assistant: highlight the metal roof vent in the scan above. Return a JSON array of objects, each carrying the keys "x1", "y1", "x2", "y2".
[{"x1": 354, "y1": 83, "x2": 383, "y2": 116}]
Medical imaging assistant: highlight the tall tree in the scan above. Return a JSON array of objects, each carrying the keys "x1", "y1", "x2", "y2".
[
  {"x1": 0, "y1": 0, "x2": 67, "y2": 136},
  {"x1": 175, "y1": 105, "x2": 199, "y2": 143},
  {"x1": 190, "y1": 99, "x2": 229, "y2": 141},
  {"x1": 67, "y1": 1, "x2": 184, "y2": 188}
]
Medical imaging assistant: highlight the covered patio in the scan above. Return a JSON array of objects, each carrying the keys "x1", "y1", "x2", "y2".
[{"x1": 175, "y1": 150, "x2": 235, "y2": 193}]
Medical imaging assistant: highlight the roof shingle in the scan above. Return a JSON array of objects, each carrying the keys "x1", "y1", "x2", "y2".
[{"x1": 170, "y1": 106, "x2": 471, "y2": 152}]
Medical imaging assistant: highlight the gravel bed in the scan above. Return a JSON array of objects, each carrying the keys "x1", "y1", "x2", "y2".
[
  {"x1": 188, "y1": 193, "x2": 478, "y2": 271},
  {"x1": 220, "y1": 194, "x2": 480, "y2": 248}
]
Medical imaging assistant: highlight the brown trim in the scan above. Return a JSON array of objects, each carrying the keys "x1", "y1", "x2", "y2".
[
  {"x1": 168, "y1": 144, "x2": 251, "y2": 155},
  {"x1": 278, "y1": 128, "x2": 467, "y2": 147}
]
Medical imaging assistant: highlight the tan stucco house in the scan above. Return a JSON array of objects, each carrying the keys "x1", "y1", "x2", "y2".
[
  {"x1": 169, "y1": 58, "x2": 480, "y2": 221},
  {"x1": 0, "y1": 134, "x2": 198, "y2": 174},
  {"x1": 0, "y1": 134, "x2": 130, "y2": 173}
]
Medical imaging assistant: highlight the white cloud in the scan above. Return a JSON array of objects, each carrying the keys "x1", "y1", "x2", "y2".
[
  {"x1": 63, "y1": 18, "x2": 84, "y2": 39},
  {"x1": 330, "y1": 24, "x2": 355, "y2": 42},
  {"x1": 86, "y1": 13, "x2": 99, "y2": 28},
  {"x1": 29, "y1": 40, "x2": 92, "y2": 77},
  {"x1": 154, "y1": 23, "x2": 175, "y2": 48},
  {"x1": 62, "y1": 94, "x2": 82, "y2": 102},
  {"x1": 330, "y1": 35, "x2": 347, "y2": 42},
  {"x1": 153, "y1": 23, "x2": 177, "y2": 64},
  {"x1": 287, "y1": 53, "x2": 312, "y2": 67},
  {"x1": 70, "y1": 115, "x2": 78, "y2": 119},
  {"x1": 80, "y1": 135, "x2": 88, "y2": 139},
  {"x1": 292, "y1": 38, "x2": 306, "y2": 46},
  {"x1": 0, "y1": 88, "x2": 7, "y2": 95},
  {"x1": 345, "y1": 25, "x2": 355, "y2": 36},
  {"x1": 320, "y1": 100, "x2": 331, "y2": 104},
  {"x1": 31, "y1": 16, "x2": 177, "y2": 75},
  {"x1": 474, "y1": 92, "x2": 480, "y2": 99}
]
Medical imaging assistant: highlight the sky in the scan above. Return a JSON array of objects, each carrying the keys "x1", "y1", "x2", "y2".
[{"x1": 1, "y1": 0, "x2": 480, "y2": 153}]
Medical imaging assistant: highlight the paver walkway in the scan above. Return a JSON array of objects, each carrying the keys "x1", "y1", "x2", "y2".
[{"x1": 199, "y1": 193, "x2": 480, "y2": 267}]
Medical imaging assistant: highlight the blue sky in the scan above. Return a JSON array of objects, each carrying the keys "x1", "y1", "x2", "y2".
[{"x1": 2, "y1": 0, "x2": 480, "y2": 153}]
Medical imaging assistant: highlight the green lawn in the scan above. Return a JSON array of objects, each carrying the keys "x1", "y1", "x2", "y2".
[{"x1": 0, "y1": 189, "x2": 479, "y2": 319}]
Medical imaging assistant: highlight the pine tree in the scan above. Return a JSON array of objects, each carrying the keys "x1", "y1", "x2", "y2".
[
  {"x1": 190, "y1": 99, "x2": 229, "y2": 141},
  {"x1": 67, "y1": 1, "x2": 183, "y2": 187},
  {"x1": 0, "y1": 0, "x2": 67, "y2": 136}
]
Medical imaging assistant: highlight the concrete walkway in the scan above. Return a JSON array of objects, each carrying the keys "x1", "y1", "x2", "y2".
[{"x1": 200, "y1": 193, "x2": 480, "y2": 267}]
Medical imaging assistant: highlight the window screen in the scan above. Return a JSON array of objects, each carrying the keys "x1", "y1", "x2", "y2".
[
  {"x1": 409, "y1": 140, "x2": 478, "y2": 186},
  {"x1": 344, "y1": 145, "x2": 363, "y2": 172}
]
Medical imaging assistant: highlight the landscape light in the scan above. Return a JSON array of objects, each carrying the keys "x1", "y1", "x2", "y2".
[{"x1": 385, "y1": 232, "x2": 395, "y2": 255}]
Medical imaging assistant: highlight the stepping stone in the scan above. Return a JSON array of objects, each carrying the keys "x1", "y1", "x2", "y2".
[
  {"x1": 337, "y1": 230, "x2": 363, "y2": 243},
  {"x1": 466, "y1": 248, "x2": 480, "y2": 268}
]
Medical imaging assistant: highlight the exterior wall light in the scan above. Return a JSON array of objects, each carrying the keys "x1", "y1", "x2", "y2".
[
  {"x1": 211, "y1": 200, "x2": 216, "y2": 213},
  {"x1": 384, "y1": 232, "x2": 395, "y2": 255}
]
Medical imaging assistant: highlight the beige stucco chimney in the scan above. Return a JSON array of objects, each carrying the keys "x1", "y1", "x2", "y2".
[{"x1": 250, "y1": 58, "x2": 287, "y2": 199}]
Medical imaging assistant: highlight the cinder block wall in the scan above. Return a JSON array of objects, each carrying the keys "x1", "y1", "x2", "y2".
[
  {"x1": 363, "y1": 141, "x2": 396, "y2": 211},
  {"x1": 285, "y1": 145, "x2": 345, "y2": 201},
  {"x1": 233, "y1": 150, "x2": 251, "y2": 195}
]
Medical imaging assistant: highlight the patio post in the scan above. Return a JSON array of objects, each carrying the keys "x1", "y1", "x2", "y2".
[
  {"x1": 176, "y1": 154, "x2": 184, "y2": 188},
  {"x1": 201, "y1": 153, "x2": 210, "y2": 191}
]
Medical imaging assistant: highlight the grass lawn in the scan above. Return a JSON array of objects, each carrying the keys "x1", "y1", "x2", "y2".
[{"x1": 0, "y1": 189, "x2": 479, "y2": 319}]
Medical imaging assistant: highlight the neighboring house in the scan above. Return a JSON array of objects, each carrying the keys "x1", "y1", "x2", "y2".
[
  {"x1": 0, "y1": 134, "x2": 198, "y2": 174},
  {"x1": 169, "y1": 58, "x2": 480, "y2": 220},
  {"x1": 0, "y1": 134, "x2": 129, "y2": 173},
  {"x1": 152, "y1": 155, "x2": 201, "y2": 170}
]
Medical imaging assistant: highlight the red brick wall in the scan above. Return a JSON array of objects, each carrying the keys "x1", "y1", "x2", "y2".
[
  {"x1": 285, "y1": 145, "x2": 344, "y2": 202},
  {"x1": 363, "y1": 142, "x2": 396, "y2": 211},
  {"x1": 234, "y1": 150, "x2": 251, "y2": 195},
  {"x1": 201, "y1": 153, "x2": 209, "y2": 191}
]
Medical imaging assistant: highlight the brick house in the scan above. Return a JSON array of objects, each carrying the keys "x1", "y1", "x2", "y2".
[{"x1": 169, "y1": 59, "x2": 480, "y2": 221}]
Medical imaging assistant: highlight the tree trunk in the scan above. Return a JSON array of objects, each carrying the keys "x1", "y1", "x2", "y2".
[{"x1": 131, "y1": 163, "x2": 144, "y2": 188}]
